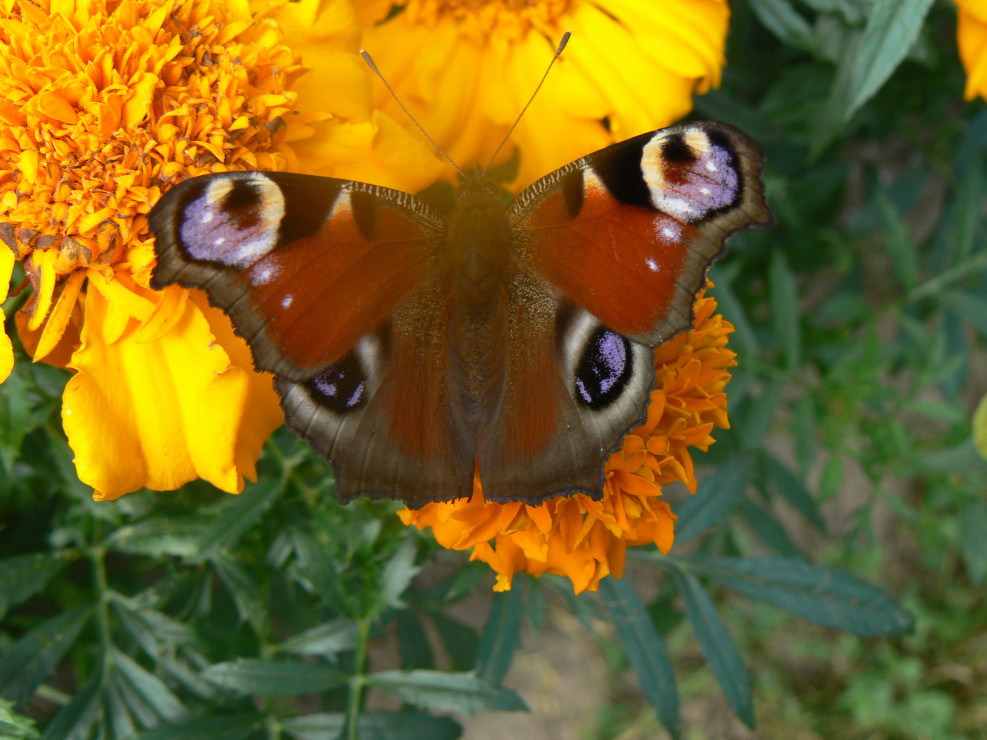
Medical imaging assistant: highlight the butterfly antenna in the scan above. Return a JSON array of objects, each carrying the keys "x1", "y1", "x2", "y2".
[
  {"x1": 361, "y1": 49, "x2": 466, "y2": 179},
  {"x1": 483, "y1": 30, "x2": 571, "y2": 173}
]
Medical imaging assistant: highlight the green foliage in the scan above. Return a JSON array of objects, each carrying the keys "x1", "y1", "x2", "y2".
[{"x1": 3, "y1": 1, "x2": 987, "y2": 738}]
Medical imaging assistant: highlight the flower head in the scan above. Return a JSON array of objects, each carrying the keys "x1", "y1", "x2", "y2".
[
  {"x1": 357, "y1": 0, "x2": 729, "y2": 188},
  {"x1": 958, "y1": 0, "x2": 987, "y2": 101},
  {"x1": 401, "y1": 289, "x2": 735, "y2": 594},
  {"x1": 0, "y1": 0, "x2": 439, "y2": 499}
]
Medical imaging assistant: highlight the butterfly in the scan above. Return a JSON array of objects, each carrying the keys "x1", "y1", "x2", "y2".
[{"x1": 148, "y1": 121, "x2": 773, "y2": 507}]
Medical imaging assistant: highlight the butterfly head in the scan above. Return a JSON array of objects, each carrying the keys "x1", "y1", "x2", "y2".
[{"x1": 455, "y1": 169, "x2": 503, "y2": 210}]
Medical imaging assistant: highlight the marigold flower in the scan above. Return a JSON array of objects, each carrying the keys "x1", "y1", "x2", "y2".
[
  {"x1": 0, "y1": 0, "x2": 438, "y2": 499},
  {"x1": 400, "y1": 289, "x2": 735, "y2": 594},
  {"x1": 356, "y1": 0, "x2": 729, "y2": 187},
  {"x1": 958, "y1": 0, "x2": 987, "y2": 100}
]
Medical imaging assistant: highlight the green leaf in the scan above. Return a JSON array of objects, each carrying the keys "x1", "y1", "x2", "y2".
[
  {"x1": 112, "y1": 650, "x2": 188, "y2": 724},
  {"x1": 475, "y1": 587, "x2": 522, "y2": 685},
  {"x1": 377, "y1": 536, "x2": 420, "y2": 611},
  {"x1": 0, "y1": 605, "x2": 92, "y2": 706},
  {"x1": 670, "y1": 570, "x2": 754, "y2": 728},
  {"x1": 132, "y1": 714, "x2": 261, "y2": 740},
  {"x1": 709, "y1": 279, "x2": 759, "y2": 356},
  {"x1": 0, "y1": 552, "x2": 72, "y2": 619},
  {"x1": 738, "y1": 379, "x2": 784, "y2": 450},
  {"x1": 428, "y1": 612, "x2": 479, "y2": 672},
  {"x1": 747, "y1": 0, "x2": 815, "y2": 51},
  {"x1": 210, "y1": 554, "x2": 268, "y2": 634},
  {"x1": 396, "y1": 611, "x2": 434, "y2": 670},
  {"x1": 961, "y1": 499, "x2": 987, "y2": 586},
  {"x1": 282, "y1": 711, "x2": 462, "y2": 740},
  {"x1": 738, "y1": 501, "x2": 800, "y2": 557},
  {"x1": 0, "y1": 368, "x2": 34, "y2": 473},
  {"x1": 367, "y1": 670, "x2": 526, "y2": 715},
  {"x1": 769, "y1": 250, "x2": 801, "y2": 369},
  {"x1": 105, "y1": 518, "x2": 209, "y2": 559},
  {"x1": 600, "y1": 578, "x2": 679, "y2": 739},
  {"x1": 683, "y1": 556, "x2": 915, "y2": 636},
  {"x1": 277, "y1": 619, "x2": 359, "y2": 657},
  {"x1": 40, "y1": 670, "x2": 102, "y2": 740},
  {"x1": 942, "y1": 290, "x2": 987, "y2": 340},
  {"x1": 202, "y1": 660, "x2": 347, "y2": 696},
  {"x1": 675, "y1": 457, "x2": 752, "y2": 544},
  {"x1": 193, "y1": 480, "x2": 282, "y2": 562},
  {"x1": 844, "y1": 0, "x2": 935, "y2": 120},
  {"x1": 0, "y1": 700, "x2": 38, "y2": 739},
  {"x1": 876, "y1": 188, "x2": 919, "y2": 292},
  {"x1": 764, "y1": 455, "x2": 826, "y2": 532}
]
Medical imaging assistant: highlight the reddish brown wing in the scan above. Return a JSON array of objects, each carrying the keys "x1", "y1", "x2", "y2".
[
  {"x1": 149, "y1": 172, "x2": 445, "y2": 382},
  {"x1": 509, "y1": 121, "x2": 774, "y2": 347},
  {"x1": 149, "y1": 172, "x2": 476, "y2": 503}
]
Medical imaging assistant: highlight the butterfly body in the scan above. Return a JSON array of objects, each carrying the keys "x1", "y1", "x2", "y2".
[{"x1": 148, "y1": 122, "x2": 774, "y2": 507}]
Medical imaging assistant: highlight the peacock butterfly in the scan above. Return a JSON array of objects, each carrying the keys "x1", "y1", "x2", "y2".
[{"x1": 147, "y1": 121, "x2": 774, "y2": 507}]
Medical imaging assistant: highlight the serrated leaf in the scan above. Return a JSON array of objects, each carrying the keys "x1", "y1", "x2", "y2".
[
  {"x1": 961, "y1": 499, "x2": 987, "y2": 586},
  {"x1": 671, "y1": 570, "x2": 754, "y2": 728},
  {"x1": 844, "y1": 0, "x2": 935, "y2": 119},
  {"x1": 210, "y1": 554, "x2": 268, "y2": 634},
  {"x1": 202, "y1": 660, "x2": 346, "y2": 696},
  {"x1": 683, "y1": 556, "x2": 914, "y2": 635},
  {"x1": 475, "y1": 587, "x2": 522, "y2": 685},
  {"x1": 40, "y1": 670, "x2": 102, "y2": 740},
  {"x1": 377, "y1": 536, "x2": 420, "y2": 611},
  {"x1": 0, "y1": 552, "x2": 72, "y2": 619},
  {"x1": 193, "y1": 480, "x2": 282, "y2": 562},
  {"x1": 277, "y1": 619, "x2": 359, "y2": 657},
  {"x1": 132, "y1": 713, "x2": 261, "y2": 740},
  {"x1": 106, "y1": 518, "x2": 210, "y2": 559},
  {"x1": 765, "y1": 455, "x2": 826, "y2": 532},
  {"x1": 600, "y1": 578, "x2": 679, "y2": 738},
  {"x1": 112, "y1": 650, "x2": 188, "y2": 723},
  {"x1": 769, "y1": 250, "x2": 801, "y2": 369},
  {"x1": 282, "y1": 711, "x2": 462, "y2": 740},
  {"x1": 367, "y1": 670, "x2": 526, "y2": 715},
  {"x1": 0, "y1": 701, "x2": 38, "y2": 739},
  {"x1": 106, "y1": 679, "x2": 136, "y2": 740},
  {"x1": 0, "y1": 605, "x2": 92, "y2": 706},
  {"x1": 675, "y1": 457, "x2": 752, "y2": 544}
]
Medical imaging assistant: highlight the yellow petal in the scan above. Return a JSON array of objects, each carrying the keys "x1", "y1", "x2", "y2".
[
  {"x1": 63, "y1": 287, "x2": 261, "y2": 500},
  {"x1": 0, "y1": 247, "x2": 14, "y2": 383},
  {"x1": 34, "y1": 269, "x2": 85, "y2": 362}
]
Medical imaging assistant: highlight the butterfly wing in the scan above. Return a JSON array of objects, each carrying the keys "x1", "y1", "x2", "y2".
[
  {"x1": 149, "y1": 172, "x2": 474, "y2": 503},
  {"x1": 509, "y1": 121, "x2": 774, "y2": 346},
  {"x1": 477, "y1": 122, "x2": 773, "y2": 502}
]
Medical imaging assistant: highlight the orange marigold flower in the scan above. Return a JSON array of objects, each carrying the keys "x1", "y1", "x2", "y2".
[
  {"x1": 0, "y1": 0, "x2": 438, "y2": 500},
  {"x1": 400, "y1": 288, "x2": 735, "y2": 594},
  {"x1": 958, "y1": 0, "x2": 987, "y2": 100},
  {"x1": 356, "y1": 0, "x2": 730, "y2": 187}
]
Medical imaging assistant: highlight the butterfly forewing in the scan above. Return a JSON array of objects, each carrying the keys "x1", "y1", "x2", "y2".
[{"x1": 510, "y1": 121, "x2": 774, "y2": 347}]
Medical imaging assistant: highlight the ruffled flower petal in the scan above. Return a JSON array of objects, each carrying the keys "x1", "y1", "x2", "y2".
[
  {"x1": 358, "y1": 0, "x2": 730, "y2": 187},
  {"x1": 62, "y1": 280, "x2": 281, "y2": 501},
  {"x1": 0, "y1": 247, "x2": 14, "y2": 382}
]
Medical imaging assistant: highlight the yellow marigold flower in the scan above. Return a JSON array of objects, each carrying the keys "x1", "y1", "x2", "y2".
[
  {"x1": 0, "y1": 0, "x2": 438, "y2": 500},
  {"x1": 356, "y1": 0, "x2": 729, "y2": 187},
  {"x1": 400, "y1": 289, "x2": 735, "y2": 594},
  {"x1": 958, "y1": 0, "x2": 987, "y2": 100}
]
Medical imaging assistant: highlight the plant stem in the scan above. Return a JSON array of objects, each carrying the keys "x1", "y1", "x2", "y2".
[{"x1": 346, "y1": 617, "x2": 372, "y2": 740}]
